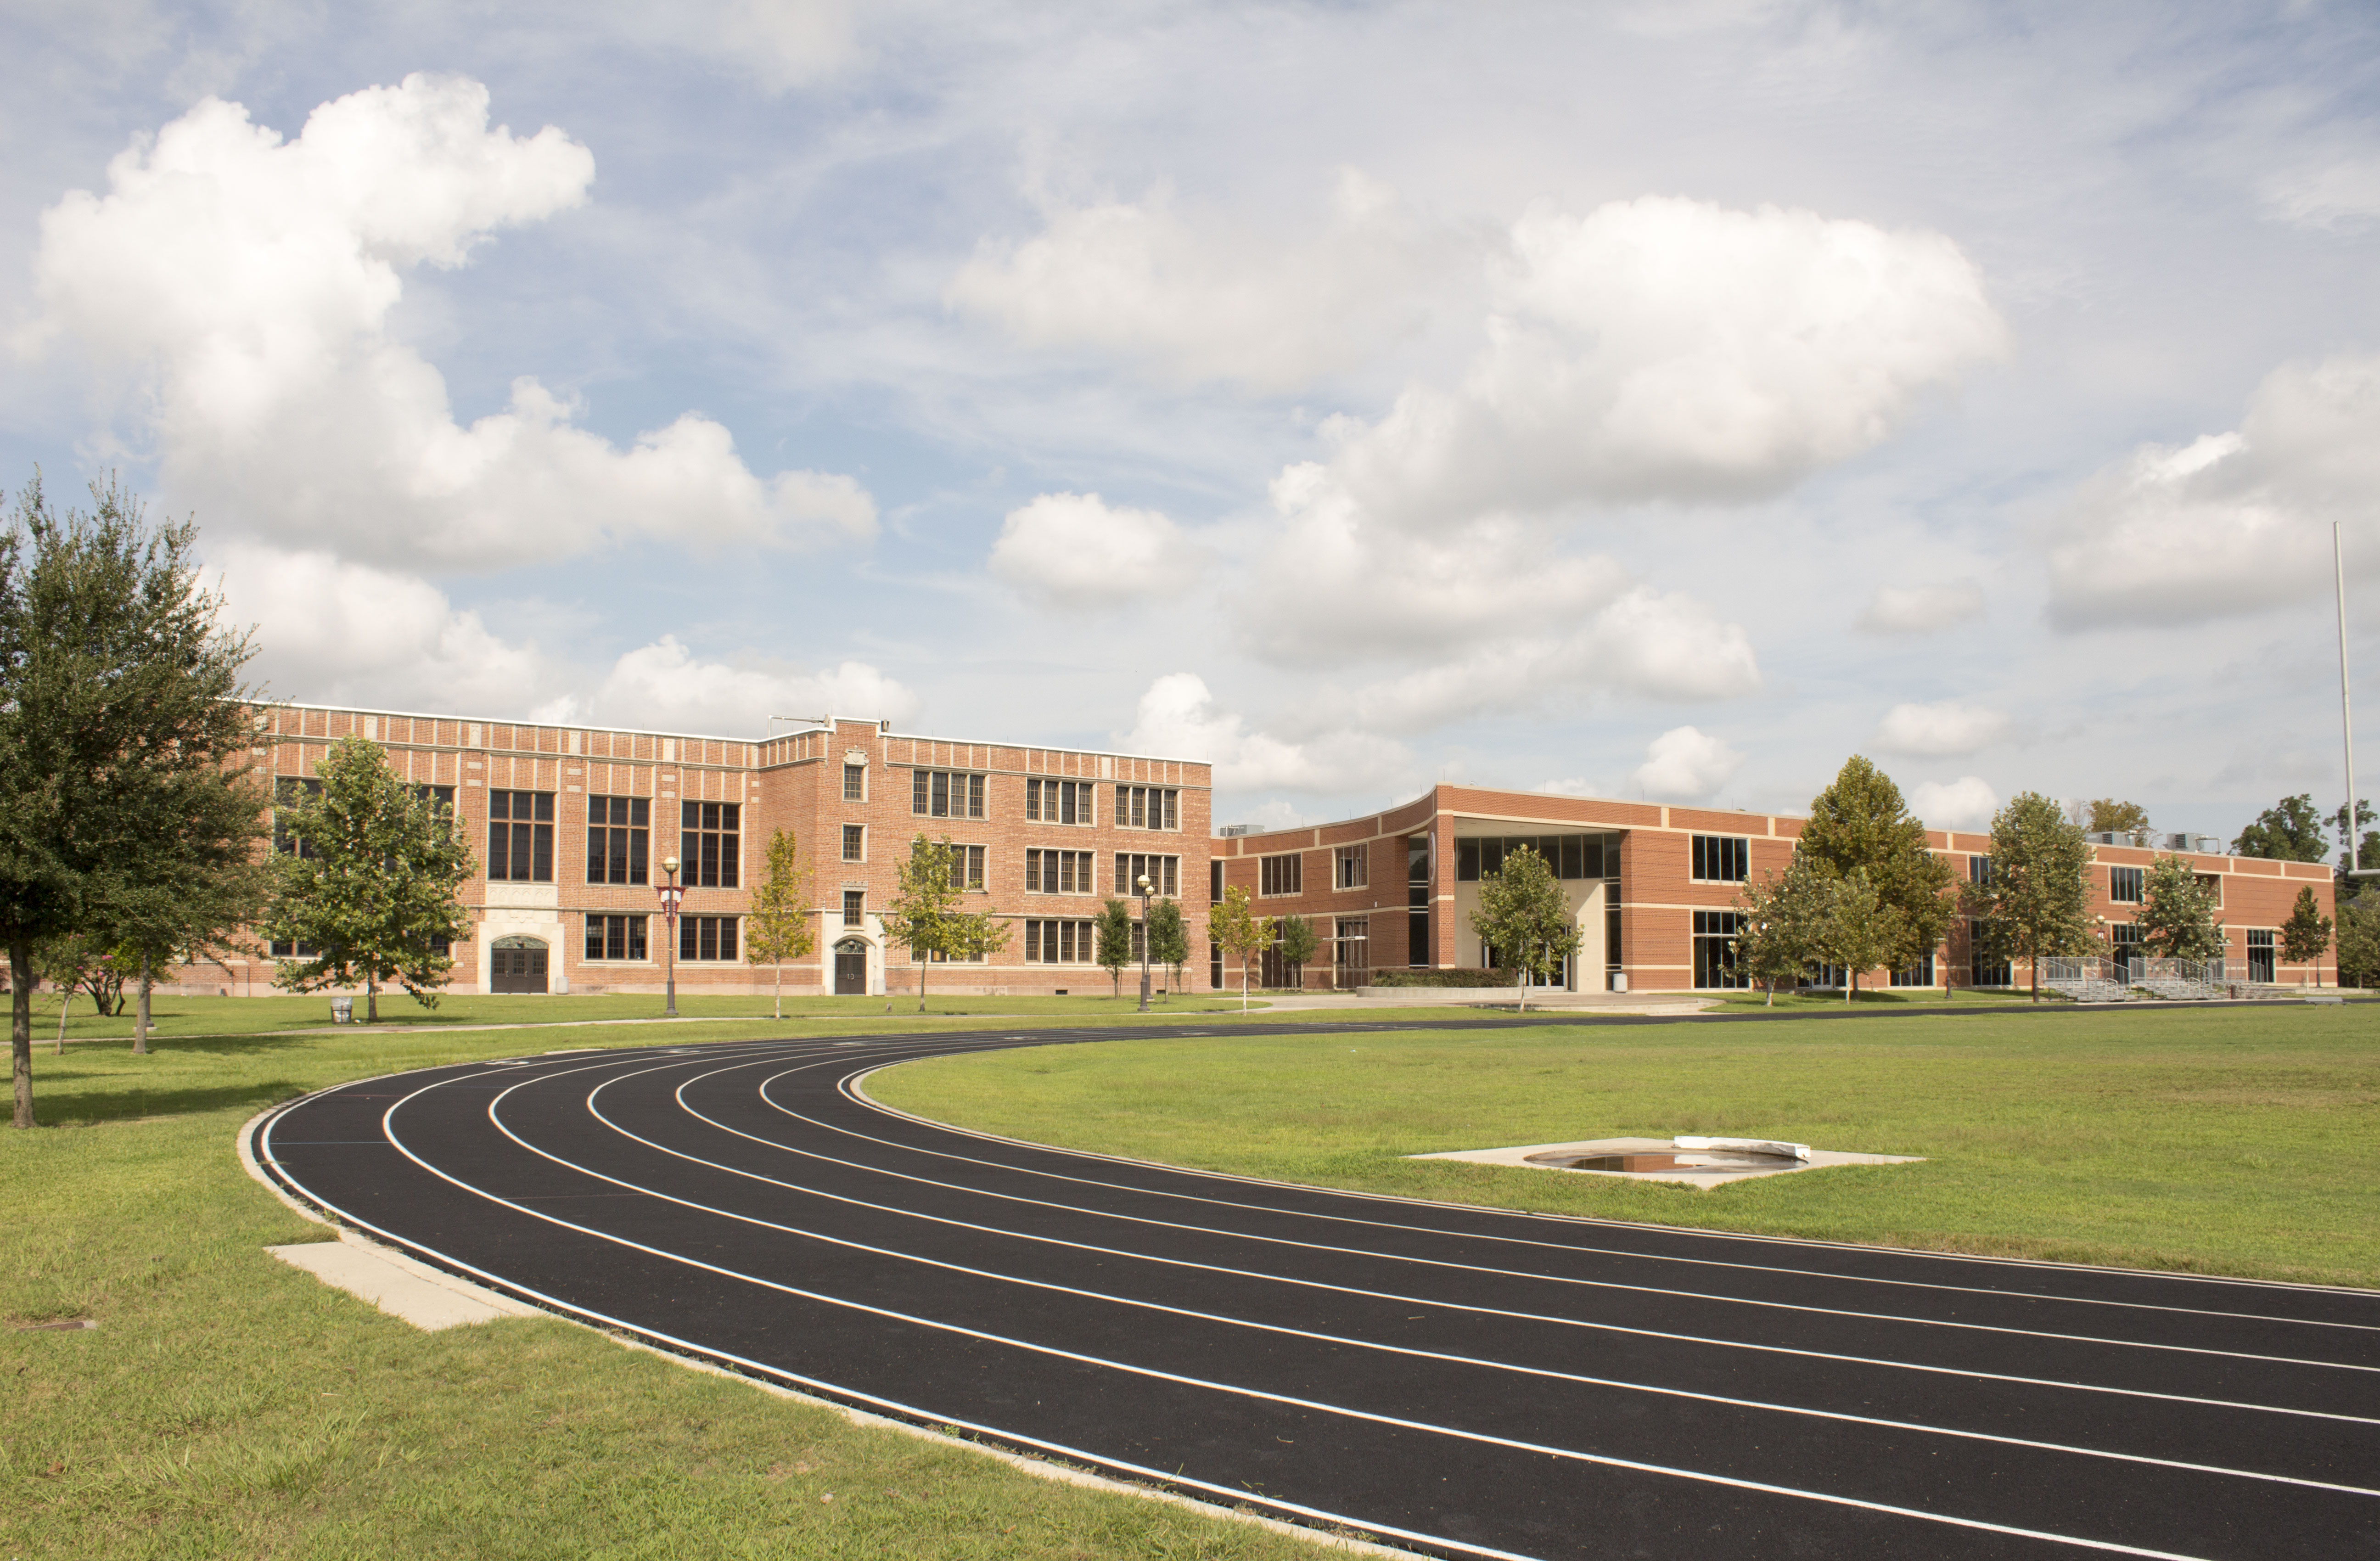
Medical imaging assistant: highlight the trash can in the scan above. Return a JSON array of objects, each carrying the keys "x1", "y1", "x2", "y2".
[
  {"x1": 1608, "y1": 972, "x2": 1628, "y2": 993},
  {"x1": 330, "y1": 997, "x2": 354, "y2": 1023}
]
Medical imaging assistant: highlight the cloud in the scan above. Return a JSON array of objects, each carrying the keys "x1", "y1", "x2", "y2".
[
  {"x1": 2047, "y1": 354, "x2": 2380, "y2": 629},
  {"x1": 1873, "y1": 699, "x2": 2010, "y2": 758},
  {"x1": 1856, "y1": 582, "x2": 1986, "y2": 635},
  {"x1": 1629, "y1": 725, "x2": 1744, "y2": 800},
  {"x1": 27, "y1": 73, "x2": 873, "y2": 570},
  {"x1": 1120, "y1": 673, "x2": 1409, "y2": 793},
  {"x1": 2262, "y1": 155, "x2": 2380, "y2": 230},
  {"x1": 585, "y1": 636, "x2": 917, "y2": 736},
  {"x1": 1909, "y1": 776, "x2": 1999, "y2": 831},
  {"x1": 989, "y1": 491, "x2": 1188, "y2": 606}
]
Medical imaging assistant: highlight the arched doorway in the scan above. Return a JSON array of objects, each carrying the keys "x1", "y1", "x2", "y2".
[
  {"x1": 834, "y1": 938, "x2": 868, "y2": 996},
  {"x1": 492, "y1": 936, "x2": 549, "y2": 994}
]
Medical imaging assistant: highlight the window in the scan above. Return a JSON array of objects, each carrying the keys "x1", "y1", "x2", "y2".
[
  {"x1": 948, "y1": 844, "x2": 986, "y2": 891},
  {"x1": 1024, "y1": 778, "x2": 1094, "y2": 825},
  {"x1": 2196, "y1": 873, "x2": 2223, "y2": 907},
  {"x1": 1692, "y1": 910, "x2": 1749, "y2": 988},
  {"x1": 273, "y1": 777, "x2": 323, "y2": 859},
  {"x1": 1455, "y1": 835, "x2": 1609, "y2": 881},
  {"x1": 1259, "y1": 853, "x2": 1302, "y2": 897},
  {"x1": 1969, "y1": 855, "x2": 1994, "y2": 886},
  {"x1": 680, "y1": 801, "x2": 739, "y2": 888},
  {"x1": 1210, "y1": 936, "x2": 1223, "y2": 988},
  {"x1": 679, "y1": 915, "x2": 739, "y2": 961},
  {"x1": 2247, "y1": 927, "x2": 2275, "y2": 982},
  {"x1": 842, "y1": 764, "x2": 866, "y2": 802},
  {"x1": 842, "y1": 824, "x2": 864, "y2": 863},
  {"x1": 1334, "y1": 916, "x2": 1369, "y2": 982},
  {"x1": 912, "y1": 769, "x2": 985, "y2": 820},
  {"x1": 1027, "y1": 849, "x2": 1097, "y2": 893},
  {"x1": 269, "y1": 937, "x2": 318, "y2": 959},
  {"x1": 1690, "y1": 835, "x2": 1749, "y2": 883},
  {"x1": 1114, "y1": 853, "x2": 1180, "y2": 898},
  {"x1": 587, "y1": 796, "x2": 650, "y2": 885},
  {"x1": 926, "y1": 944, "x2": 986, "y2": 963},
  {"x1": 1023, "y1": 919, "x2": 1097, "y2": 962},
  {"x1": 488, "y1": 790, "x2": 555, "y2": 882},
  {"x1": 842, "y1": 890, "x2": 864, "y2": 927},
  {"x1": 1967, "y1": 919, "x2": 2010, "y2": 987},
  {"x1": 2109, "y1": 865, "x2": 2143, "y2": 904},
  {"x1": 1409, "y1": 836, "x2": 1431, "y2": 966},
  {"x1": 2109, "y1": 923, "x2": 2144, "y2": 973},
  {"x1": 1890, "y1": 953, "x2": 1936, "y2": 987},
  {"x1": 413, "y1": 784, "x2": 455, "y2": 816},
  {"x1": 1115, "y1": 785, "x2": 1179, "y2": 831},
  {"x1": 1335, "y1": 845, "x2": 1368, "y2": 889},
  {"x1": 584, "y1": 914, "x2": 649, "y2": 961},
  {"x1": 1211, "y1": 860, "x2": 1224, "y2": 903}
]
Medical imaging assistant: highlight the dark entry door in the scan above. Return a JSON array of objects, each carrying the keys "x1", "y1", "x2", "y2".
[
  {"x1": 491, "y1": 938, "x2": 548, "y2": 994},
  {"x1": 834, "y1": 940, "x2": 867, "y2": 995}
]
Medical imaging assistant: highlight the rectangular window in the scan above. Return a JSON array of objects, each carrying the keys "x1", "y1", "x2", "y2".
[
  {"x1": 1969, "y1": 855, "x2": 1994, "y2": 886},
  {"x1": 2247, "y1": 927, "x2": 2275, "y2": 982},
  {"x1": 269, "y1": 937, "x2": 319, "y2": 959},
  {"x1": 1113, "y1": 785, "x2": 1180, "y2": 831},
  {"x1": 1334, "y1": 916, "x2": 1369, "y2": 983},
  {"x1": 1335, "y1": 844, "x2": 1368, "y2": 889},
  {"x1": 1022, "y1": 919, "x2": 1098, "y2": 963},
  {"x1": 584, "y1": 914, "x2": 649, "y2": 962},
  {"x1": 1210, "y1": 936, "x2": 1223, "y2": 988},
  {"x1": 1113, "y1": 853, "x2": 1179, "y2": 898},
  {"x1": 680, "y1": 801, "x2": 740, "y2": 888},
  {"x1": 488, "y1": 790, "x2": 556, "y2": 882},
  {"x1": 1690, "y1": 835, "x2": 1749, "y2": 883},
  {"x1": 1455, "y1": 835, "x2": 1606, "y2": 881},
  {"x1": 680, "y1": 915, "x2": 739, "y2": 962},
  {"x1": 2196, "y1": 873, "x2": 2223, "y2": 907},
  {"x1": 2109, "y1": 865, "x2": 2144, "y2": 903},
  {"x1": 1259, "y1": 853, "x2": 1302, "y2": 897},
  {"x1": 842, "y1": 824, "x2": 864, "y2": 862},
  {"x1": 586, "y1": 796, "x2": 650, "y2": 886},
  {"x1": 948, "y1": 844, "x2": 986, "y2": 891},
  {"x1": 413, "y1": 784, "x2": 455, "y2": 816},
  {"x1": 843, "y1": 890, "x2": 864, "y2": 928},
  {"x1": 1408, "y1": 835, "x2": 1431, "y2": 966},
  {"x1": 274, "y1": 777, "x2": 324, "y2": 859},
  {"x1": 842, "y1": 764, "x2": 866, "y2": 802},
  {"x1": 1211, "y1": 860, "x2": 1224, "y2": 903},
  {"x1": 1966, "y1": 919, "x2": 2010, "y2": 987},
  {"x1": 1026, "y1": 848, "x2": 1097, "y2": 894},
  {"x1": 1692, "y1": 910, "x2": 1750, "y2": 989},
  {"x1": 1889, "y1": 953, "x2": 1936, "y2": 987},
  {"x1": 912, "y1": 770, "x2": 986, "y2": 820},
  {"x1": 1024, "y1": 778, "x2": 1094, "y2": 825}
]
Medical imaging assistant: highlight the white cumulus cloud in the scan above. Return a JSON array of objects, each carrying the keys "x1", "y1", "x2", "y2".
[
  {"x1": 989, "y1": 491, "x2": 1188, "y2": 606},
  {"x1": 1629, "y1": 726, "x2": 1745, "y2": 800},
  {"x1": 1910, "y1": 776, "x2": 1999, "y2": 831},
  {"x1": 1121, "y1": 673, "x2": 1409, "y2": 793},
  {"x1": 1856, "y1": 582, "x2": 1986, "y2": 635},
  {"x1": 587, "y1": 636, "x2": 917, "y2": 736},
  {"x1": 27, "y1": 73, "x2": 874, "y2": 570},
  {"x1": 1873, "y1": 700, "x2": 2010, "y2": 758}
]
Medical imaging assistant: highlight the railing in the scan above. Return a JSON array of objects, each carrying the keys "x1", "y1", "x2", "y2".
[{"x1": 2039, "y1": 956, "x2": 2131, "y2": 1002}]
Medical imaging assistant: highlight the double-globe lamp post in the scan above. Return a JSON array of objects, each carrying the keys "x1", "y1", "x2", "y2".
[
  {"x1": 658, "y1": 854, "x2": 683, "y2": 1018},
  {"x1": 1136, "y1": 871, "x2": 1153, "y2": 1013}
]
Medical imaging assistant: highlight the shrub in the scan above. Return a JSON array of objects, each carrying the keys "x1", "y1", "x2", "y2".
[{"x1": 1364, "y1": 968, "x2": 1516, "y2": 988}]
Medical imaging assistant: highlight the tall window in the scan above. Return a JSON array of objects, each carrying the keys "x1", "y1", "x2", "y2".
[
  {"x1": 1259, "y1": 853, "x2": 1302, "y2": 896},
  {"x1": 1115, "y1": 785, "x2": 1179, "y2": 831},
  {"x1": 1335, "y1": 845, "x2": 1367, "y2": 889},
  {"x1": 1969, "y1": 855, "x2": 1994, "y2": 886},
  {"x1": 1211, "y1": 860, "x2": 1224, "y2": 902},
  {"x1": 680, "y1": 915, "x2": 739, "y2": 961},
  {"x1": 1024, "y1": 778, "x2": 1094, "y2": 824},
  {"x1": 274, "y1": 777, "x2": 323, "y2": 859},
  {"x1": 2247, "y1": 927, "x2": 2275, "y2": 982},
  {"x1": 680, "y1": 802, "x2": 739, "y2": 887},
  {"x1": 488, "y1": 791, "x2": 555, "y2": 882},
  {"x1": 842, "y1": 890, "x2": 864, "y2": 927},
  {"x1": 585, "y1": 915, "x2": 648, "y2": 961},
  {"x1": 2109, "y1": 866, "x2": 2143, "y2": 903},
  {"x1": 1408, "y1": 836, "x2": 1431, "y2": 966},
  {"x1": 1114, "y1": 853, "x2": 1179, "y2": 897},
  {"x1": 1690, "y1": 835, "x2": 1749, "y2": 883},
  {"x1": 1027, "y1": 849, "x2": 1096, "y2": 893},
  {"x1": 948, "y1": 844, "x2": 986, "y2": 891},
  {"x1": 842, "y1": 764, "x2": 866, "y2": 802},
  {"x1": 912, "y1": 770, "x2": 985, "y2": 819},
  {"x1": 842, "y1": 824, "x2": 864, "y2": 863},
  {"x1": 1967, "y1": 919, "x2": 2010, "y2": 987},
  {"x1": 1024, "y1": 919, "x2": 1097, "y2": 962},
  {"x1": 1692, "y1": 910, "x2": 1749, "y2": 988},
  {"x1": 1334, "y1": 916, "x2": 1369, "y2": 982},
  {"x1": 587, "y1": 796, "x2": 649, "y2": 885}
]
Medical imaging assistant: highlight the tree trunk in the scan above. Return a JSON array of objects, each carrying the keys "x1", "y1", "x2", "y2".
[
  {"x1": 1241, "y1": 955, "x2": 1251, "y2": 1012},
  {"x1": 134, "y1": 962, "x2": 152, "y2": 1055},
  {"x1": 56, "y1": 992, "x2": 71, "y2": 1054},
  {"x1": 12, "y1": 938, "x2": 34, "y2": 1129},
  {"x1": 774, "y1": 960, "x2": 782, "y2": 1021},
  {"x1": 917, "y1": 958, "x2": 927, "y2": 1014},
  {"x1": 367, "y1": 975, "x2": 379, "y2": 1023}
]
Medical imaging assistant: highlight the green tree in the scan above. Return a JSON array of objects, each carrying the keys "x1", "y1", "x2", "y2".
[
  {"x1": 1796, "y1": 756, "x2": 1957, "y2": 980},
  {"x1": 2138, "y1": 855, "x2": 2225, "y2": 962},
  {"x1": 1818, "y1": 871, "x2": 1899, "y2": 1004},
  {"x1": 2234, "y1": 794, "x2": 2327, "y2": 862},
  {"x1": 2281, "y1": 885, "x2": 2334, "y2": 986},
  {"x1": 1094, "y1": 897, "x2": 1135, "y2": 997},
  {"x1": 1963, "y1": 791, "x2": 2095, "y2": 1002},
  {"x1": 1467, "y1": 844, "x2": 1581, "y2": 1014},
  {"x1": 261, "y1": 737, "x2": 475, "y2": 1022},
  {"x1": 1277, "y1": 914, "x2": 1319, "y2": 990},
  {"x1": 881, "y1": 835, "x2": 963, "y2": 1012},
  {"x1": 1732, "y1": 853, "x2": 1836, "y2": 1005},
  {"x1": 2336, "y1": 888, "x2": 2380, "y2": 988},
  {"x1": 2, "y1": 472, "x2": 264, "y2": 1128},
  {"x1": 743, "y1": 828, "x2": 816, "y2": 1018},
  {"x1": 111, "y1": 835, "x2": 270, "y2": 1054},
  {"x1": 1208, "y1": 884, "x2": 1272, "y2": 1012},
  {"x1": 2334, "y1": 799, "x2": 2379, "y2": 882},
  {"x1": 2086, "y1": 799, "x2": 2154, "y2": 845},
  {"x1": 1146, "y1": 896, "x2": 1189, "y2": 995}
]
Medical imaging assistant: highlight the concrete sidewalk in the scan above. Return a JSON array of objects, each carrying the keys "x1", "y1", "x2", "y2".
[{"x1": 1234, "y1": 989, "x2": 1718, "y2": 1016}]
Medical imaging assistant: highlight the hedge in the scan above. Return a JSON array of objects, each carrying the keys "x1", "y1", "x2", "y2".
[{"x1": 1364, "y1": 968, "x2": 1517, "y2": 988}]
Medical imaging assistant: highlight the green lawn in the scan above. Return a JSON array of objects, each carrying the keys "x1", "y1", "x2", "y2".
[
  {"x1": 870, "y1": 1003, "x2": 2380, "y2": 1289},
  {"x1": 1, "y1": 1016, "x2": 1325, "y2": 1560}
]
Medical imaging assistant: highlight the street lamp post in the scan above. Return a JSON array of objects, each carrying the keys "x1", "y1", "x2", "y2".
[
  {"x1": 1136, "y1": 871, "x2": 1153, "y2": 1013},
  {"x1": 659, "y1": 854, "x2": 682, "y2": 1018}
]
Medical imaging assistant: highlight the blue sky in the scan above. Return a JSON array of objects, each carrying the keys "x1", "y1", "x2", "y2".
[{"x1": 6, "y1": 2, "x2": 2380, "y2": 846}]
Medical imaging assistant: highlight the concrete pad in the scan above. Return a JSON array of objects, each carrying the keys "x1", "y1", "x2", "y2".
[
  {"x1": 1409, "y1": 1136, "x2": 1924, "y2": 1188},
  {"x1": 268, "y1": 1236, "x2": 542, "y2": 1331}
]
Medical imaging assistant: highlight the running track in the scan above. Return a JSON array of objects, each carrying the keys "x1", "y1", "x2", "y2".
[{"x1": 247, "y1": 1021, "x2": 2380, "y2": 1560}]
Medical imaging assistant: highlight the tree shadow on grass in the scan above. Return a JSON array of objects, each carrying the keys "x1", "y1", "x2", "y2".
[{"x1": 30, "y1": 1079, "x2": 307, "y2": 1128}]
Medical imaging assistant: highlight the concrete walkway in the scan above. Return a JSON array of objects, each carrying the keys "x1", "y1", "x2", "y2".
[{"x1": 1240, "y1": 989, "x2": 1718, "y2": 1016}]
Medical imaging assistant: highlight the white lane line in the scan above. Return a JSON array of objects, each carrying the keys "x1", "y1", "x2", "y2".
[{"x1": 299, "y1": 1079, "x2": 2224, "y2": 1561}]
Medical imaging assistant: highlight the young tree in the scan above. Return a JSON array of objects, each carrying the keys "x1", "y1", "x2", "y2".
[
  {"x1": 1146, "y1": 896, "x2": 1190, "y2": 996},
  {"x1": 2334, "y1": 799, "x2": 2379, "y2": 882},
  {"x1": 1796, "y1": 756, "x2": 1957, "y2": 980},
  {"x1": 2234, "y1": 795, "x2": 2327, "y2": 861},
  {"x1": 2336, "y1": 888, "x2": 2380, "y2": 988},
  {"x1": 1277, "y1": 914, "x2": 1320, "y2": 991},
  {"x1": 1094, "y1": 897, "x2": 1135, "y2": 998},
  {"x1": 743, "y1": 828, "x2": 816, "y2": 1019},
  {"x1": 1467, "y1": 845, "x2": 1581, "y2": 1014},
  {"x1": 1819, "y1": 872, "x2": 1899, "y2": 1004},
  {"x1": 2137, "y1": 855, "x2": 2225, "y2": 963},
  {"x1": 878, "y1": 835, "x2": 1011, "y2": 1011},
  {"x1": 2280, "y1": 885, "x2": 2335, "y2": 986},
  {"x1": 2085, "y1": 800, "x2": 2155, "y2": 845},
  {"x1": 1, "y1": 472, "x2": 264, "y2": 1128},
  {"x1": 261, "y1": 737, "x2": 476, "y2": 1021},
  {"x1": 109, "y1": 838, "x2": 270, "y2": 1054},
  {"x1": 1208, "y1": 884, "x2": 1272, "y2": 1012},
  {"x1": 1732, "y1": 853, "x2": 1836, "y2": 1005},
  {"x1": 1963, "y1": 791, "x2": 2095, "y2": 1002}
]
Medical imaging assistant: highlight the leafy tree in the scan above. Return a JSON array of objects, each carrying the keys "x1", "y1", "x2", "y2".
[
  {"x1": 1208, "y1": 885, "x2": 1272, "y2": 1012},
  {"x1": 261, "y1": 737, "x2": 475, "y2": 1022},
  {"x1": 2334, "y1": 799, "x2": 2379, "y2": 882},
  {"x1": 1732, "y1": 853, "x2": 1836, "y2": 1005},
  {"x1": 2085, "y1": 799, "x2": 2154, "y2": 845},
  {"x1": 1, "y1": 472, "x2": 263, "y2": 1128},
  {"x1": 1963, "y1": 791, "x2": 2095, "y2": 1002},
  {"x1": 1796, "y1": 756, "x2": 1957, "y2": 980},
  {"x1": 2138, "y1": 855, "x2": 2225, "y2": 962},
  {"x1": 1094, "y1": 897, "x2": 1135, "y2": 997},
  {"x1": 743, "y1": 828, "x2": 816, "y2": 1019},
  {"x1": 2234, "y1": 795, "x2": 2327, "y2": 862},
  {"x1": 1146, "y1": 896, "x2": 1189, "y2": 995},
  {"x1": 1277, "y1": 914, "x2": 1319, "y2": 990},
  {"x1": 880, "y1": 834, "x2": 1013, "y2": 1012},
  {"x1": 111, "y1": 836, "x2": 270, "y2": 1054},
  {"x1": 1818, "y1": 872, "x2": 1899, "y2": 1004},
  {"x1": 2336, "y1": 889, "x2": 2380, "y2": 988},
  {"x1": 1467, "y1": 845, "x2": 1580, "y2": 1014},
  {"x1": 2281, "y1": 886, "x2": 2334, "y2": 985}
]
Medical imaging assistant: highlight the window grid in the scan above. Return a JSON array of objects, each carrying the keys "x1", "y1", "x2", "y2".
[
  {"x1": 1335, "y1": 845, "x2": 1368, "y2": 889},
  {"x1": 679, "y1": 915, "x2": 739, "y2": 962},
  {"x1": 2109, "y1": 865, "x2": 2144, "y2": 904},
  {"x1": 1259, "y1": 853, "x2": 1302, "y2": 897},
  {"x1": 1114, "y1": 785, "x2": 1180, "y2": 831},
  {"x1": 842, "y1": 764, "x2": 866, "y2": 802},
  {"x1": 842, "y1": 890, "x2": 864, "y2": 927},
  {"x1": 1692, "y1": 909, "x2": 1750, "y2": 988},
  {"x1": 1027, "y1": 848, "x2": 1097, "y2": 894},
  {"x1": 680, "y1": 801, "x2": 740, "y2": 888},
  {"x1": 1114, "y1": 853, "x2": 1180, "y2": 898},
  {"x1": 1455, "y1": 835, "x2": 1610, "y2": 882},
  {"x1": 488, "y1": 790, "x2": 556, "y2": 882},
  {"x1": 273, "y1": 777, "x2": 324, "y2": 859},
  {"x1": 587, "y1": 795, "x2": 650, "y2": 886},
  {"x1": 1690, "y1": 835, "x2": 1749, "y2": 884},
  {"x1": 842, "y1": 824, "x2": 864, "y2": 863},
  {"x1": 1023, "y1": 919, "x2": 1097, "y2": 963},
  {"x1": 1024, "y1": 778, "x2": 1095, "y2": 825},
  {"x1": 911, "y1": 769, "x2": 986, "y2": 820},
  {"x1": 585, "y1": 914, "x2": 649, "y2": 962},
  {"x1": 948, "y1": 844, "x2": 986, "y2": 891}
]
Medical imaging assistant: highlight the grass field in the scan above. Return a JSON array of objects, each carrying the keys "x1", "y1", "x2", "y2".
[
  {"x1": 870, "y1": 1002, "x2": 2380, "y2": 1289},
  {"x1": 0, "y1": 1014, "x2": 1327, "y2": 1560}
]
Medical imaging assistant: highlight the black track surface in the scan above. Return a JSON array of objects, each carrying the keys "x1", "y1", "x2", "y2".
[{"x1": 249, "y1": 1022, "x2": 2380, "y2": 1560}]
